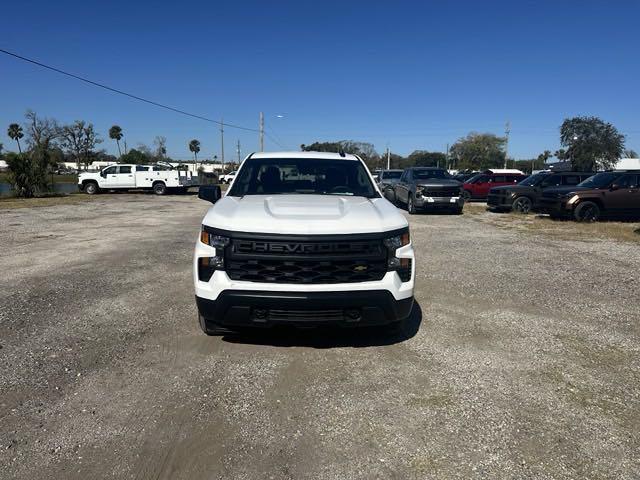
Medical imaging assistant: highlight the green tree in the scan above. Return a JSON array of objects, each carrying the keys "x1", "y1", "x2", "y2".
[
  {"x1": 119, "y1": 148, "x2": 149, "y2": 164},
  {"x1": 301, "y1": 140, "x2": 380, "y2": 169},
  {"x1": 8, "y1": 123, "x2": 24, "y2": 153},
  {"x1": 5, "y1": 152, "x2": 46, "y2": 198},
  {"x1": 560, "y1": 116, "x2": 625, "y2": 171},
  {"x1": 406, "y1": 150, "x2": 446, "y2": 168},
  {"x1": 449, "y1": 133, "x2": 506, "y2": 170},
  {"x1": 109, "y1": 125, "x2": 124, "y2": 157},
  {"x1": 189, "y1": 139, "x2": 201, "y2": 162}
]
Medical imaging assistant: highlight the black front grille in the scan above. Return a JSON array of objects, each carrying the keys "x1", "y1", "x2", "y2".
[
  {"x1": 421, "y1": 186, "x2": 461, "y2": 197},
  {"x1": 225, "y1": 236, "x2": 388, "y2": 284}
]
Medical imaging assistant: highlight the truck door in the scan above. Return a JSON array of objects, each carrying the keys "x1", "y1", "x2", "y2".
[
  {"x1": 101, "y1": 165, "x2": 119, "y2": 188},
  {"x1": 396, "y1": 170, "x2": 410, "y2": 203},
  {"x1": 113, "y1": 165, "x2": 136, "y2": 189}
]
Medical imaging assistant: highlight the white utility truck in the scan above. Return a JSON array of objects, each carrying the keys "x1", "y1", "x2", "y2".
[{"x1": 78, "y1": 163, "x2": 199, "y2": 195}]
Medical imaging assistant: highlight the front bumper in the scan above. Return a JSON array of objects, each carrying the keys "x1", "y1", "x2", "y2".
[
  {"x1": 414, "y1": 195, "x2": 463, "y2": 209},
  {"x1": 196, "y1": 290, "x2": 414, "y2": 327},
  {"x1": 486, "y1": 193, "x2": 513, "y2": 210},
  {"x1": 535, "y1": 198, "x2": 571, "y2": 216}
]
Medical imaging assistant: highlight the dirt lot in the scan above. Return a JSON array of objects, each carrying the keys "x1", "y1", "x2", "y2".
[{"x1": 1, "y1": 194, "x2": 639, "y2": 479}]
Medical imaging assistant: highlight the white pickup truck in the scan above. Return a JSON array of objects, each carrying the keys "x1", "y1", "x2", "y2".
[
  {"x1": 78, "y1": 163, "x2": 199, "y2": 195},
  {"x1": 218, "y1": 170, "x2": 237, "y2": 184},
  {"x1": 193, "y1": 151, "x2": 415, "y2": 335}
]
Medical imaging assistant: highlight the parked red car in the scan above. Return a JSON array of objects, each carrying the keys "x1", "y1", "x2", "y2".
[{"x1": 462, "y1": 169, "x2": 528, "y2": 200}]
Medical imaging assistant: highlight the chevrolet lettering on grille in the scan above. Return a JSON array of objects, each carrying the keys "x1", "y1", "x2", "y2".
[{"x1": 234, "y1": 240, "x2": 377, "y2": 255}]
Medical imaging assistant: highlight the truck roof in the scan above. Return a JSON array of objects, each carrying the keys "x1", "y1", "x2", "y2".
[{"x1": 249, "y1": 151, "x2": 360, "y2": 161}]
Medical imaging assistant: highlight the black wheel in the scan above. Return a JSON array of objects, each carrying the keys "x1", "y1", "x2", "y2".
[
  {"x1": 84, "y1": 182, "x2": 99, "y2": 195},
  {"x1": 462, "y1": 190, "x2": 471, "y2": 201},
  {"x1": 407, "y1": 194, "x2": 417, "y2": 214},
  {"x1": 153, "y1": 182, "x2": 167, "y2": 195},
  {"x1": 198, "y1": 314, "x2": 233, "y2": 336},
  {"x1": 574, "y1": 201, "x2": 600, "y2": 222},
  {"x1": 452, "y1": 206, "x2": 463, "y2": 215},
  {"x1": 512, "y1": 196, "x2": 533, "y2": 214}
]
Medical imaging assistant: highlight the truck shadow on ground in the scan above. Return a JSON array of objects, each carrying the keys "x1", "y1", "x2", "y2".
[{"x1": 221, "y1": 301, "x2": 423, "y2": 349}]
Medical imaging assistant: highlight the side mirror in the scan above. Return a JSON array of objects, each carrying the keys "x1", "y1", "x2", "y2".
[
  {"x1": 100, "y1": 171, "x2": 107, "y2": 178},
  {"x1": 198, "y1": 185, "x2": 222, "y2": 203},
  {"x1": 610, "y1": 184, "x2": 620, "y2": 191}
]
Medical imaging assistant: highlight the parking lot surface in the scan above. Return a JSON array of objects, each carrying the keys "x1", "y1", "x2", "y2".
[{"x1": 1, "y1": 194, "x2": 639, "y2": 479}]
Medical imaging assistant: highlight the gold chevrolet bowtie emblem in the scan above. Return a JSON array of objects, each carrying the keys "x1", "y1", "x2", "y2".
[{"x1": 353, "y1": 265, "x2": 368, "y2": 272}]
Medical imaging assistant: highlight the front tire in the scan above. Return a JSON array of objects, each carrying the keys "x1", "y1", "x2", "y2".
[
  {"x1": 462, "y1": 190, "x2": 471, "y2": 201},
  {"x1": 84, "y1": 182, "x2": 99, "y2": 195},
  {"x1": 574, "y1": 201, "x2": 601, "y2": 222},
  {"x1": 512, "y1": 196, "x2": 533, "y2": 214},
  {"x1": 153, "y1": 182, "x2": 167, "y2": 195}
]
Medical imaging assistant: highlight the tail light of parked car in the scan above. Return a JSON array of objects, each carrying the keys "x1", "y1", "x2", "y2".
[{"x1": 383, "y1": 229, "x2": 412, "y2": 282}]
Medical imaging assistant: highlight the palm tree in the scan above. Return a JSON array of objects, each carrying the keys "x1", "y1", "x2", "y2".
[
  {"x1": 8, "y1": 123, "x2": 23, "y2": 153},
  {"x1": 189, "y1": 139, "x2": 201, "y2": 162},
  {"x1": 109, "y1": 125, "x2": 123, "y2": 157}
]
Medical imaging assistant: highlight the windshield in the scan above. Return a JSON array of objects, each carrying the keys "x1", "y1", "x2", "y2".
[
  {"x1": 382, "y1": 171, "x2": 402, "y2": 179},
  {"x1": 577, "y1": 172, "x2": 619, "y2": 188},
  {"x1": 518, "y1": 172, "x2": 548, "y2": 186},
  {"x1": 414, "y1": 169, "x2": 450, "y2": 179},
  {"x1": 227, "y1": 158, "x2": 378, "y2": 197}
]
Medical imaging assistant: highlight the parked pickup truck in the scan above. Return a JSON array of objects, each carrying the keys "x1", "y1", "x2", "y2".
[
  {"x1": 218, "y1": 170, "x2": 237, "y2": 184},
  {"x1": 387, "y1": 167, "x2": 463, "y2": 214},
  {"x1": 78, "y1": 163, "x2": 199, "y2": 195},
  {"x1": 193, "y1": 151, "x2": 415, "y2": 335}
]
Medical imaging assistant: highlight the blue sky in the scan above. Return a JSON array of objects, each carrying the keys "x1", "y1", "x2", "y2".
[{"x1": 1, "y1": 0, "x2": 639, "y2": 160}]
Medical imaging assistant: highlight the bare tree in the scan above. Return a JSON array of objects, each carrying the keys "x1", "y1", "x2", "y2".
[
  {"x1": 60, "y1": 121, "x2": 103, "y2": 170},
  {"x1": 154, "y1": 136, "x2": 167, "y2": 160}
]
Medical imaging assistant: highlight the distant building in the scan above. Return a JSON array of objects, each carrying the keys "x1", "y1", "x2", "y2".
[{"x1": 548, "y1": 158, "x2": 640, "y2": 172}]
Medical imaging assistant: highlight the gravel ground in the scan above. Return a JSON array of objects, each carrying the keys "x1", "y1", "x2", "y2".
[{"x1": 1, "y1": 193, "x2": 639, "y2": 479}]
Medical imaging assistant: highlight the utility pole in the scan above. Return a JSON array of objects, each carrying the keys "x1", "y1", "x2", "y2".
[
  {"x1": 259, "y1": 112, "x2": 264, "y2": 152},
  {"x1": 236, "y1": 139, "x2": 241, "y2": 163},
  {"x1": 504, "y1": 120, "x2": 511, "y2": 169},
  {"x1": 386, "y1": 147, "x2": 390, "y2": 170},
  {"x1": 220, "y1": 117, "x2": 225, "y2": 171}
]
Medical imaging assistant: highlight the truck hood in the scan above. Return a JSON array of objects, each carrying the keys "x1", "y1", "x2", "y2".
[{"x1": 202, "y1": 194, "x2": 407, "y2": 235}]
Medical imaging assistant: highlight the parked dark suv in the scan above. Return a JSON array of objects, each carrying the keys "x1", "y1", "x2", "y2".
[
  {"x1": 536, "y1": 170, "x2": 640, "y2": 221},
  {"x1": 389, "y1": 167, "x2": 463, "y2": 214},
  {"x1": 487, "y1": 171, "x2": 595, "y2": 213}
]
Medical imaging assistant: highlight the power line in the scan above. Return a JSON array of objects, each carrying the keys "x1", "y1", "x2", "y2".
[
  {"x1": 266, "y1": 124, "x2": 288, "y2": 150},
  {"x1": 0, "y1": 47, "x2": 258, "y2": 132}
]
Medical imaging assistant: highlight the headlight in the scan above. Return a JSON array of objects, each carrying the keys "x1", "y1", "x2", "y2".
[
  {"x1": 567, "y1": 194, "x2": 580, "y2": 205},
  {"x1": 198, "y1": 227, "x2": 230, "y2": 281},
  {"x1": 415, "y1": 186, "x2": 424, "y2": 195},
  {"x1": 384, "y1": 229, "x2": 412, "y2": 282},
  {"x1": 200, "y1": 229, "x2": 230, "y2": 248}
]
